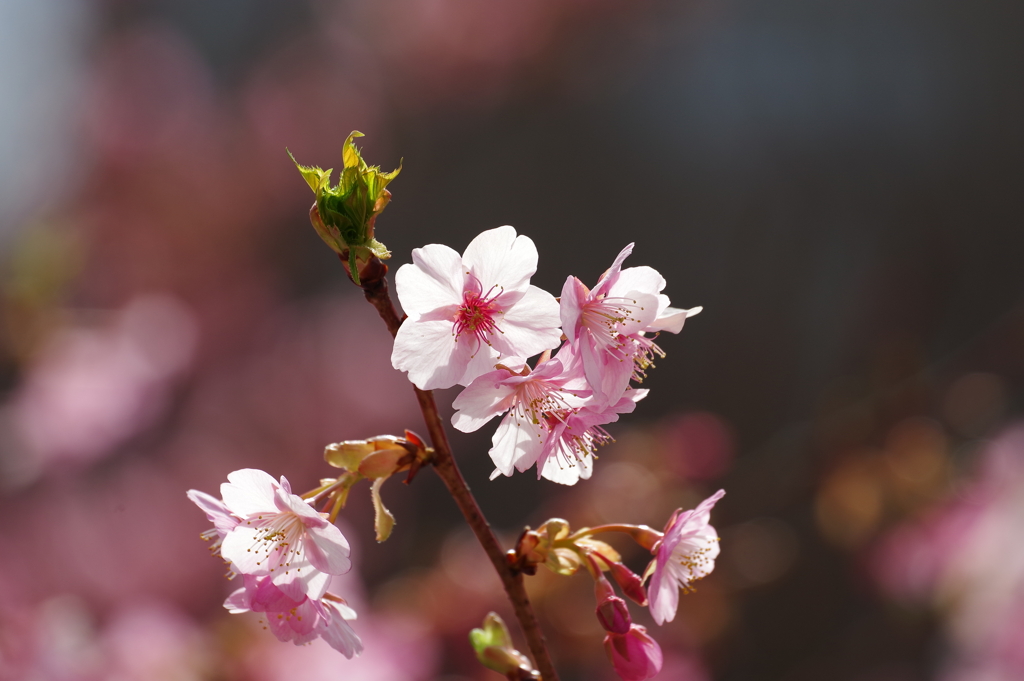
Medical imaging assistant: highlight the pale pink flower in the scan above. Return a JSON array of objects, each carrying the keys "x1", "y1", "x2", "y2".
[
  {"x1": 226, "y1": 575, "x2": 363, "y2": 658},
  {"x1": 391, "y1": 226, "x2": 562, "y2": 390},
  {"x1": 214, "y1": 469, "x2": 352, "y2": 600},
  {"x1": 647, "y1": 489, "x2": 724, "y2": 625},
  {"x1": 603, "y1": 624, "x2": 664, "y2": 681},
  {"x1": 560, "y1": 243, "x2": 701, "y2": 405},
  {"x1": 186, "y1": 489, "x2": 239, "y2": 564},
  {"x1": 452, "y1": 346, "x2": 645, "y2": 484}
]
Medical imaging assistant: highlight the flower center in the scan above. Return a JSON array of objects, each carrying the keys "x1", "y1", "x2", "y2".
[
  {"x1": 581, "y1": 296, "x2": 644, "y2": 358},
  {"x1": 247, "y1": 511, "x2": 307, "y2": 574},
  {"x1": 453, "y1": 277, "x2": 504, "y2": 351},
  {"x1": 545, "y1": 410, "x2": 613, "y2": 471},
  {"x1": 510, "y1": 377, "x2": 573, "y2": 426}
]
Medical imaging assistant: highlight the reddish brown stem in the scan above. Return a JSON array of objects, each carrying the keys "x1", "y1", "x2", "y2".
[{"x1": 362, "y1": 275, "x2": 560, "y2": 681}]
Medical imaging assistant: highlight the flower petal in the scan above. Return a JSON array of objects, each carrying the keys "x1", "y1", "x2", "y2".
[
  {"x1": 392, "y1": 318, "x2": 473, "y2": 390},
  {"x1": 490, "y1": 415, "x2": 542, "y2": 477},
  {"x1": 461, "y1": 226, "x2": 537, "y2": 293},
  {"x1": 451, "y1": 372, "x2": 517, "y2": 433},
  {"x1": 610, "y1": 265, "x2": 666, "y2": 298},
  {"x1": 319, "y1": 601, "x2": 364, "y2": 658},
  {"x1": 221, "y1": 469, "x2": 278, "y2": 517},
  {"x1": 492, "y1": 285, "x2": 562, "y2": 360},
  {"x1": 649, "y1": 305, "x2": 701, "y2": 334},
  {"x1": 303, "y1": 522, "x2": 353, "y2": 575},
  {"x1": 395, "y1": 244, "x2": 463, "y2": 317}
]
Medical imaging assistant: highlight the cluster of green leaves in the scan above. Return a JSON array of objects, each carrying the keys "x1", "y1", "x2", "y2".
[{"x1": 290, "y1": 131, "x2": 401, "y2": 283}]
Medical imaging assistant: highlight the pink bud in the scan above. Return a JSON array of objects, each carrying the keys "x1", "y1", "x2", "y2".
[
  {"x1": 603, "y1": 625, "x2": 663, "y2": 681},
  {"x1": 608, "y1": 561, "x2": 648, "y2": 606},
  {"x1": 595, "y1": 575, "x2": 632, "y2": 634}
]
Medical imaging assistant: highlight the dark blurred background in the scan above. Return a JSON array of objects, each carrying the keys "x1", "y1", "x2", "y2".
[{"x1": 1, "y1": 1, "x2": 1023, "y2": 680}]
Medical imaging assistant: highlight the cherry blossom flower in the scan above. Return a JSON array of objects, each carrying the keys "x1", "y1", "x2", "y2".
[
  {"x1": 647, "y1": 489, "x2": 725, "y2": 625},
  {"x1": 226, "y1": 575, "x2": 363, "y2": 658},
  {"x1": 186, "y1": 489, "x2": 239, "y2": 566},
  {"x1": 391, "y1": 225, "x2": 561, "y2": 390},
  {"x1": 452, "y1": 346, "x2": 645, "y2": 484},
  {"x1": 560, "y1": 243, "x2": 701, "y2": 405},
  {"x1": 603, "y1": 624, "x2": 663, "y2": 681},
  {"x1": 203, "y1": 469, "x2": 352, "y2": 600}
]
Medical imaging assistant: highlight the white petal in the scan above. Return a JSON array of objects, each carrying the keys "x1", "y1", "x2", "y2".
[
  {"x1": 489, "y1": 416, "x2": 542, "y2": 477},
  {"x1": 221, "y1": 469, "x2": 278, "y2": 517},
  {"x1": 610, "y1": 265, "x2": 666, "y2": 298},
  {"x1": 220, "y1": 525, "x2": 270, "y2": 575},
  {"x1": 494, "y1": 286, "x2": 562, "y2": 360},
  {"x1": 451, "y1": 376, "x2": 516, "y2": 433},
  {"x1": 462, "y1": 226, "x2": 537, "y2": 293},
  {"x1": 539, "y1": 447, "x2": 593, "y2": 485},
  {"x1": 392, "y1": 318, "x2": 470, "y2": 390},
  {"x1": 395, "y1": 244, "x2": 463, "y2": 317},
  {"x1": 649, "y1": 306, "x2": 701, "y2": 334}
]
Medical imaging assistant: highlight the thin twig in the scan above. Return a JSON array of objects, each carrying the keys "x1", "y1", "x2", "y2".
[{"x1": 362, "y1": 274, "x2": 560, "y2": 681}]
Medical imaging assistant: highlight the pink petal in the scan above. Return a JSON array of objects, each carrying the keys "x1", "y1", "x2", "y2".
[
  {"x1": 274, "y1": 565, "x2": 330, "y2": 601},
  {"x1": 319, "y1": 601, "x2": 364, "y2": 659},
  {"x1": 302, "y1": 522, "x2": 352, "y2": 575},
  {"x1": 461, "y1": 226, "x2": 537, "y2": 293},
  {"x1": 451, "y1": 373, "x2": 517, "y2": 433},
  {"x1": 559, "y1": 276, "x2": 588, "y2": 343},
  {"x1": 395, "y1": 244, "x2": 463, "y2": 317},
  {"x1": 592, "y1": 243, "x2": 634, "y2": 298}
]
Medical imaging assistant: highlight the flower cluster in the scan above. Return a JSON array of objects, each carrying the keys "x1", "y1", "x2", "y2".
[
  {"x1": 187, "y1": 469, "x2": 363, "y2": 658},
  {"x1": 392, "y1": 226, "x2": 701, "y2": 484},
  {"x1": 511, "y1": 490, "x2": 724, "y2": 680}
]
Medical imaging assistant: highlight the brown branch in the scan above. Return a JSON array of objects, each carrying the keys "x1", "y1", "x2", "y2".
[{"x1": 361, "y1": 272, "x2": 560, "y2": 681}]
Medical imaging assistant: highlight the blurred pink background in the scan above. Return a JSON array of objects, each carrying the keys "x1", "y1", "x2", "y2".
[{"x1": 1, "y1": 1, "x2": 1023, "y2": 680}]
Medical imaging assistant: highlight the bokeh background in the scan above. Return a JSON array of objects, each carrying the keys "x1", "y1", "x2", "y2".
[{"x1": 2, "y1": 0, "x2": 1023, "y2": 679}]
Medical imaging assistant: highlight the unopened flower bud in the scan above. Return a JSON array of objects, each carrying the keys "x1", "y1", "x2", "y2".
[
  {"x1": 595, "y1": 575, "x2": 632, "y2": 634},
  {"x1": 608, "y1": 560, "x2": 648, "y2": 606},
  {"x1": 603, "y1": 625, "x2": 663, "y2": 681},
  {"x1": 469, "y1": 613, "x2": 538, "y2": 678},
  {"x1": 289, "y1": 132, "x2": 401, "y2": 285}
]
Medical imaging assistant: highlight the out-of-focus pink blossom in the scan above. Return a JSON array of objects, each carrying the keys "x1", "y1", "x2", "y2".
[
  {"x1": 226, "y1": 575, "x2": 363, "y2": 659},
  {"x1": 647, "y1": 489, "x2": 724, "y2": 625},
  {"x1": 191, "y1": 469, "x2": 352, "y2": 601},
  {"x1": 603, "y1": 624, "x2": 663, "y2": 681},
  {"x1": 12, "y1": 294, "x2": 197, "y2": 472},
  {"x1": 560, "y1": 243, "x2": 700, "y2": 406},
  {"x1": 392, "y1": 226, "x2": 561, "y2": 390}
]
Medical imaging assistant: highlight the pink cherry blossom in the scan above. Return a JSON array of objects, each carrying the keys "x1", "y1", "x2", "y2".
[
  {"x1": 212, "y1": 469, "x2": 352, "y2": 600},
  {"x1": 603, "y1": 624, "x2": 663, "y2": 681},
  {"x1": 391, "y1": 226, "x2": 562, "y2": 390},
  {"x1": 226, "y1": 575, "x2": 363, "y2": 658},
  {"x1": 647, "y1": 489, "x2": 724, "y2": 625},
  {"x1": 452, "y1": 345, "x2": 645, "y2": 484},
  {"x1": 186, "y1": 489, "x2": 240, "y2": 566},
  {"x1": 560, "y1": 243, "x2": 701, "y2": 405}
]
